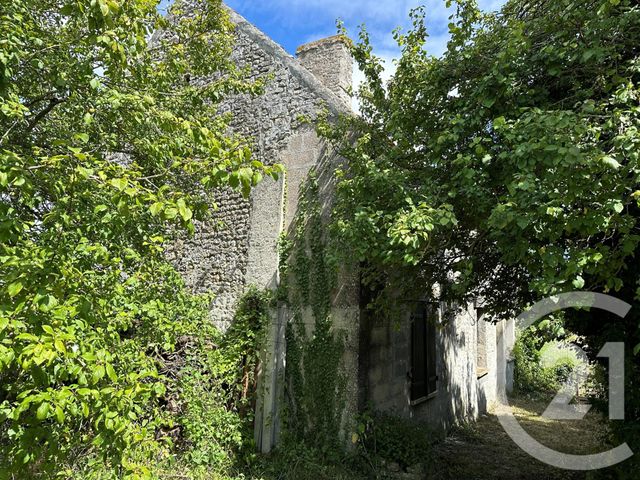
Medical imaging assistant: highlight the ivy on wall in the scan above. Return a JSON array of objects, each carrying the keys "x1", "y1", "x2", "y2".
[{"x1": 278, "y1": 172, "x2": 347, "y2": 453}]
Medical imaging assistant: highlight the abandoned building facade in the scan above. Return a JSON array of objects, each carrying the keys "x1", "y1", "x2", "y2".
[{"x1": 171, "y1": 4, "x2": 516, "y2": 453}]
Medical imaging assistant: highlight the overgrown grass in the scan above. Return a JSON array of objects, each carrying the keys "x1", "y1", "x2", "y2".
[{"x1": 434, "y1": 395, "x2": 613, "y2": 480}]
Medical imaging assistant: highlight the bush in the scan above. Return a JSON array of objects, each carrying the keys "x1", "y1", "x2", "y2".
[
  {"x1": 358, "y1": 412, "x2": 435, "y2": 470},
  {"x1": 513, "y1": 330, "x2": 578, "y2": 396},
  {"x1": 0, "y1": 0, "x2": 281, "y2": 476},
  {"x1": 176, "y1": 287, "x2": 271, "y2": 473}
]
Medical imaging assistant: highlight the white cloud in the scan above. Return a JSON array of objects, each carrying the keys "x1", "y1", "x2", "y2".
[
  {"x1": 162, "y1": 0, "x2": 506, "y2": 111},
  {"x1": 334, "y1": 0, "x2": 505, "y2": 112}
]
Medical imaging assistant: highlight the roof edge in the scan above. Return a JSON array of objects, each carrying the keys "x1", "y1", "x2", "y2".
[
  {"x1": 296, "y1": 35, "x2": 351, "y2": 55},
  {"x1": 227, "y1": 8, "x2": 351, "y2": 116}
]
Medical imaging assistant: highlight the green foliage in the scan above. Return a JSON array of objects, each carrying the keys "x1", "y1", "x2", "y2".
[
  {"x1": 173, "y1": 287, "x2": 271, "y2": 475},
  {"x1": 356, "y1": 411, "x2": 435, "y2": 471},
  {"x1": 279, "y1": 174, "x2": 347, "y2": 454},
  {"x1": 324, "y1": 1, "x2": 640, "y2": 473},
  {"x1": 62, "y1": 287, "x2": 271, "y2": 480},
  {"x1": 513, "y1": 325, "x2": 577, "y2": 395},
  {"x1": 326, "y1": 0, "x2": 640, "y2": 317},
  {"x1": 245, "y1": 444, "x2": 367, "y2": 480},
  {"x1": 0, "y1": 0, "x2": 281, "y2": 477}
]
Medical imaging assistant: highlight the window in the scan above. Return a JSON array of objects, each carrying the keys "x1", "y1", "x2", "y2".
[
  {"x1": 410, "y1": 302, "x2": 438, "y2": 403},
  {"x1": 476, "y1": 307, "x2": 489, "y2": 379}
]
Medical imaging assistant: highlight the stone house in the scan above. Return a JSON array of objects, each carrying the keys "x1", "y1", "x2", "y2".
[{"x1": 172, "y1": 3, "x2": 516, "y2": 454}]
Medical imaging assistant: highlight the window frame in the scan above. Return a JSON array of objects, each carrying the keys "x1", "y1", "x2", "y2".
[
  {"x1": 476, "y1": 307, "x2": 490, "y2": 379},
  {"x1": 409, "y1": 301, "x2": 439, "y2": 405}
]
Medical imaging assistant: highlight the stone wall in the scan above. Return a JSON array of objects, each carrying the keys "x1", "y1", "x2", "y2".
[
  {"x1": 167, "y1": 2, "x2": 517, "y2": 454},
  {"x1": 169, "y1": 5, "x2": 349, "y2": 328},
  {"x1": 477, "y1": 313, "x2": 498, "y2": 413},
  {"x1": 363, "y1": 302, "x2": 513, "y2": 432},
  {"x1": 297, "y1": 36, "x2": 354, "y2": 108},
  {"x1": 169, "y1": 5, "x2": 359, "y2": 453}
]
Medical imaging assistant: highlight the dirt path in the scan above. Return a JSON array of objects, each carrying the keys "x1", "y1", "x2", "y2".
[{"x1": 431, "y1": 395, "x2": 612, "y2": 480}]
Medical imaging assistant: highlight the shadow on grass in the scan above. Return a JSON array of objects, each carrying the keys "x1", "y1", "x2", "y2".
[
  {"x1": 233, "y1": 394, "x2": 618, "y2": 480},
  {"x1": 431, "y1": 394, "x2": 614, "y2": 480}
]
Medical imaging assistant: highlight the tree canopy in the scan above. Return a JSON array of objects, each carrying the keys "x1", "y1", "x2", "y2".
[
  {"x1": 325, "y1": 0, "x2": 639, "y2": 474},
  {"x1": 329, "y1": 0, "x2": 639, "y2": 317},
  {"x1": 0, "y1": 0, "x2": 280, "y2": 476}
]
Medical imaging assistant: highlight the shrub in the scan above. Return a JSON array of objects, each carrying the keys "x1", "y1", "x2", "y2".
[
  {"x1": 513, "y1": 330, "x2": 578, "y2": 395},
  {"x1": 359, "y1": 412, "x2": 435, "y2": 470}
]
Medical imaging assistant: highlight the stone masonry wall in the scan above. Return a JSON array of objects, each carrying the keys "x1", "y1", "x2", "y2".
[
  {"x1": 169, "y1": 5, "x2": 350, "y2": 328},
  {"x1": 364, "y1": 303, "x2": 482, "y2": 431},
  {"x1": 297, "y1": 36, "x2": 354, "y2": 108}
]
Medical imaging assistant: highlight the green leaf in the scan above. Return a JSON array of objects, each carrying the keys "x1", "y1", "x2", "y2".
[
  {"x1": 110, "y1": 178, "x2": 128, "y2": 191},
  {"x1": 177, "y1": 199, "x2": 193, "y2": 221},
  {"x1": 153, "y1": 382, "x2": 166, "y2": 396},
  {"x1": 149, "y1": 202, "x2": 164, "y2": 216},
  {"x1": 99, "y1": 0, "x2": 110, "y2": 16},
  {"x1": 613, "y1": 202, "x2": 624, "y2": 214},
  {"x1": 164, "y1": 207, "x2": 178, "y2": 220},
  {"x1": 55, "y1": 406, "x2": 65, "y2": 424},
  {"x1": 39, "y1": 295, "x2": 58, "y2": 312},
  {"x1": 482, "y1": 97, "x2": 496, "y2": 108},
  {"x1": 36, "y1": 402, "x2": 50, "y2": 421},
  {"x1": 241, "y1": 183, "x2": 251, "y2": 199},
  {"x1": 54, "y1": 339, "x2": 66, "y2": 354},
  {"x1": 106, "y1": 363, "x2": 117, "y2": 382},
  {"x1": 8, "y1": 281, "x2": 23, "y2": 298},
  {"x1": 228, "y1": 172, "x2": 240, "y2": 188},
  {"x1": 572, "y1": 276, "x2": 585, "y2": 289},
  {"x1": 601, "y1": 155, "x2": 621, "y2": 169},
  {"x1": 92, "y1": 365, "x2": 106, "y2": 384},
  {"x1": 76, "y1": 133, "x2": 90, "y2": 144}
]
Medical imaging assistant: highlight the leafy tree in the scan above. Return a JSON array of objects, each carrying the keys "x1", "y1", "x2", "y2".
[
  {"x1": 327, "y1": 0, "x2": 638, "y2": 331},
  {"x1": 325, "y1": 0, "x2": 639, "y2": 473},
  {"x1": 0, "y1": 0, "x2": 280, "y2": 477},
  {"x1": 330, "y1": 0, "x2": 639, "y2": 313}
]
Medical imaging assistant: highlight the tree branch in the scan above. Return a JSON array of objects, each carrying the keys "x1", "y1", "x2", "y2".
[{"x1": 26, "y1": 97, "x2": 65, "y2": 133}]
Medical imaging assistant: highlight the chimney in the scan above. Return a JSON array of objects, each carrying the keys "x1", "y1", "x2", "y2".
[{"x1": 296, "y1": 35, "x2": 353, "y2": 109}]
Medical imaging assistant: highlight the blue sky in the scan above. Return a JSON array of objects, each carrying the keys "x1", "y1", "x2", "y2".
[
  {"x1": 160, "y1": 1, "x2": 506, "y2": 58},
  {"x1": 159, "y1": 1, "x2": 506, "y2": 109},
  {"x1": 225, "y1": 0, "x2": 505, "y2": 58}
]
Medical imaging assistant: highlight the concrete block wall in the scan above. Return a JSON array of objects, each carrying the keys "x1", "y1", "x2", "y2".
[{"x1": 363, "y1": 302, "x2": 512, "y2": 433}]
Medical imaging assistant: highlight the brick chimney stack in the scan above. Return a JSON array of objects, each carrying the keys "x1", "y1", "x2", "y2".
[{"x1": 296, "y1": 35, "x2": 353, "y2": 109}]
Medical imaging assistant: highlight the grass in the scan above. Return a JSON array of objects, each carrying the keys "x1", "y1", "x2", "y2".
[
  {"x1": 156, "y1": 394, "x2": 616, "y2": 479},
  {"x1": 431, "y1": 394, "x2": 612, "y2": 480}
]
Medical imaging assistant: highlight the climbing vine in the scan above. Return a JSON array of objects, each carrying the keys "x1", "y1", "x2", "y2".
[
  {"x1": 167, "y1": 286, "x2": 271, "y2": 475},
  {"x1": 278, "y1": 172, "x2": 347, "y2": 453}
]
